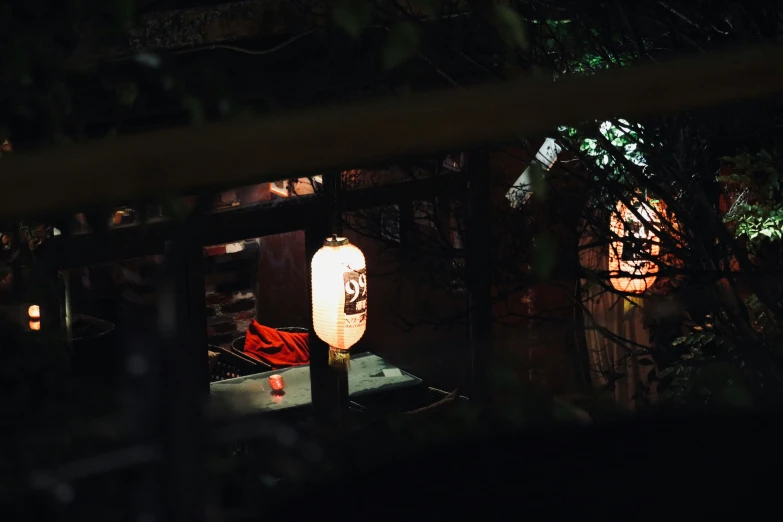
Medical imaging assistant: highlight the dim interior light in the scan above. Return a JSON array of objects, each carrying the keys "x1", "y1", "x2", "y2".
[
  {"x1": 225, "y1": 242, "x2": 244, "y2": 254},
  {"x1": 28, "y1": 305, "x2": 41, "y2": 320},
  {"x1": 29, "y1": 320, "x2": 40, "y2": 331},
  {"x1": 270, "y1": 180, "x2": 289, "y2": 197},
  {"x1": 443, "y1": 153, "x2": 464, "y2": 172}
]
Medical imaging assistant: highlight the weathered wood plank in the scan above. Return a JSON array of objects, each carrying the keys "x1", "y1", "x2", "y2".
[{"x1": 3, "y1": 44, "x2": 783, "y2": 218}]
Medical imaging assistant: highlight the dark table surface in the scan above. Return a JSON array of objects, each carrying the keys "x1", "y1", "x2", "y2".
[{"x1": 209, "y1": 352, "x2": 422, "y2": 414}]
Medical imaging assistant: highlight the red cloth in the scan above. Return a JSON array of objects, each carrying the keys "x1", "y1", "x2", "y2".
[{"x1": 243, "y1": 320, "x2": 310, "y2": 368}]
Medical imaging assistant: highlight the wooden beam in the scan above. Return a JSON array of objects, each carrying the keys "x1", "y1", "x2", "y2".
[
  {"x1": 5, "y1": 43, "x2": 782, "y2": 218},
  {"x1": 44, "y1": 200, "x2": 309, "y2": 269},
  {"x1": 43, "y1": 176, "x2": 447, "y2": 269},
  {"x1": 160, "y1": 221, "x2": 209, "y2": 522}
]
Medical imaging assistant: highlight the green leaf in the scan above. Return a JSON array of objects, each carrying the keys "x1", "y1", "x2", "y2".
[
  {"x1": 492, "y1": 5, "x2": 528, "y2": 49},
  {"x1": 333, "y1": 0, "x2": 373, "y2": 39},
  {"x1": 531, "y1": 232, "x2": 557, "y2": 281},
  {"x1": 382, "y1": 22, "x2": 421, "y2": 70}
]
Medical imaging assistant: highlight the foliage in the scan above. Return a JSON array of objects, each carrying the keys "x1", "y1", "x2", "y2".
[
  {"x1": 718, "y1": 150, "x2": 783, "y2": 244},
  {"x1": 560, "y1": 119, "x2": 647, "y2": 181}
]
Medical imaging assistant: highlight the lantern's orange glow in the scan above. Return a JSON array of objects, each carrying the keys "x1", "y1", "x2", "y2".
[
  {"x1": 608, "y1": 200, "x2": 666, "y2": 294},
  {"x1": 28, "y1": 305, "x2": 41, "y2": 320},
  {"x1": 29, "y1": 320, "x2": 41, "y2": 331}
]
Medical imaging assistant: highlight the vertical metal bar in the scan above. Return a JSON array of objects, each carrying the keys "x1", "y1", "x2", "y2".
[
  {"x1": 33, "y1": 261, "x2": 62, "y2": 332},
  {"x1": 120, "y1": 264, "x2": 164, "y2": 522},
  {"x1": 307, "y1": 173, "x2": 350, "y2": 424},
  {"x1": 465, "y1": 149, "x2": 493, "y2": 403},
  {"x1": 159, "y1": 202, "x2": 209, "y2": 522}
]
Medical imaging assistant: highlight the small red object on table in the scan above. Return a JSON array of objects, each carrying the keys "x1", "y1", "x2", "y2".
[{"x1": 268, "y1": 374, "x2": 285, "y2": 392}]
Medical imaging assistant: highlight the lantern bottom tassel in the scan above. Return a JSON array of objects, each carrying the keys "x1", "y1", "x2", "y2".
[{"x1": 328, "y1": 347, "x2": 351, "y2": 369}]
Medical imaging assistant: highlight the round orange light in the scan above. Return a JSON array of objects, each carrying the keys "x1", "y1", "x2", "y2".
[
  {"x1": 608, "y1": 200, "x2": 663, "y2": 294},
  {"x1": 28, "y1": 305, "x2": 41, "y2": 320},
  {"x1": 29, "y1": 320, "x2": 41, "y2": 331}
]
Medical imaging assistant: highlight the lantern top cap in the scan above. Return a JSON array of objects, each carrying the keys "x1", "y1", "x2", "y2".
[{"x1": 323, "y1": 235, "x2": 349, "y2": 247}]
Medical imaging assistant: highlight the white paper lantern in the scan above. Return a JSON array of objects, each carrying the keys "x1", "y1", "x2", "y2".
[{"x1": 311, "y1": 236, "x2": 367, "y2": 353}]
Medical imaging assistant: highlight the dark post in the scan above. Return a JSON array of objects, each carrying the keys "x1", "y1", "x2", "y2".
[
  {"x1": 30, "y1": 258, "x2": 63, "y2": 333},
  {"x1": 159, "y1": 202, "x2": 209, "y2": 522},
  {"x1": 306, "y1": 172, "x2": 350, "y2": 424},
  {"x1": 465, "y1": 149, "x2": 493, "y2": 403}
]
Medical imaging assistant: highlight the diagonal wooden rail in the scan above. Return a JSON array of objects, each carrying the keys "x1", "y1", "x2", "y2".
[{"x1": 3, "y1": 44, "x2": 783, "y2": 218}]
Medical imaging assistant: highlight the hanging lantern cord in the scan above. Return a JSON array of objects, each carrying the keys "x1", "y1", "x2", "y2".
[{"x1": 331, "y1": 172, "x2": 342, "y2": 236}]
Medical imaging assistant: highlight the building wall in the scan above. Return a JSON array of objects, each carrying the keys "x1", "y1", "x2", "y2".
[
  {"x1": 345, "y1": 228, "x2": 472, "y2": 390},
  {"x1": 254, "y1": 230, "x2": 308, "y2": 328}
]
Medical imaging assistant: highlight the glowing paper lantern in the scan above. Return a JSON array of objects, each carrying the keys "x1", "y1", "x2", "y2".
[
  {"x1": 28, "y1": 305, "x2": 41, "y2": 320},
  {"x1": 311, "y1": 236, "x2": 367, "y2": 366},
  {"x1": 608, "y1": 200, "x2": 665, "y2": 294}
]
